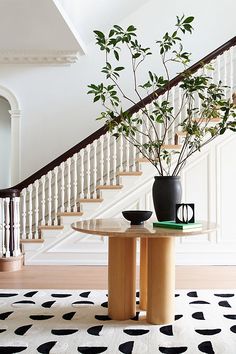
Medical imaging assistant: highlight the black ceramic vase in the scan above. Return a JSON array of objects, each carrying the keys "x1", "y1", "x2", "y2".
[{"x1": 152, "y1": 176, "x2": 182, "y2": 221}]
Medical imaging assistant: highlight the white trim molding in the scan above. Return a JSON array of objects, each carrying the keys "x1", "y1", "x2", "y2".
[
  {"x1": 0, "y1": 50, "x2": 80, "y2": 65},
  {"x1": 0, "y1": 85, "x2": 21, "y2": 185}
]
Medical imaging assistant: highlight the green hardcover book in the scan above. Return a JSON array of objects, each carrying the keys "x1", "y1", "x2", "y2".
[{"x1": 153, "y1": 221, "x2": 202, "y2": 230}]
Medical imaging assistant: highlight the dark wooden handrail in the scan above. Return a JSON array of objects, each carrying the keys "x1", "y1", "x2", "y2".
[{"x1": 1, "y1": 35, "x2": 235, "y2": 196}]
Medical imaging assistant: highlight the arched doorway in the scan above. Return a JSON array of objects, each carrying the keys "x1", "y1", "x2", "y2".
[
  {"x1": 0, "y1": 96, "x2": 11, "y2": 188},
  {"x1": 0, "y1": 85, "x2": 21, "y2": 187}
]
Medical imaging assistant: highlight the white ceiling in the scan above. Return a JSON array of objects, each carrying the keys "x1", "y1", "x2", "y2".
[
  {"x1": 57, "y1": 0, "x2": 152, "y2": 43},
  {"x1": 0, "y1": 0, "x2": 151, "y2": 63}
]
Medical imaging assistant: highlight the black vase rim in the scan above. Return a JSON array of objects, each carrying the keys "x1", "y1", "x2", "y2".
[{"x1": 154, "y1": 176, "x2": 181, "y2": 179}]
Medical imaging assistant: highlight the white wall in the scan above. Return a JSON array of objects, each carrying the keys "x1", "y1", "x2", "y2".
[
  {"x1": 0, "y1": 96, "x2": 11, "y2": 188},
  {"x1": 0, "y1": 0, "x2": 235, "y2": 182}
]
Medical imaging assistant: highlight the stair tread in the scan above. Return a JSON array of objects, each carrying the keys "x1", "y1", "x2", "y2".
[
  {"x1": 21, "y1": 239, "x2": 44, "y2": 243},
  {"x1": 96, "y1": 185, "x2": 123, "y2": 190},
  {"x1": 117, "y1": 171, "x2": 142, "y2": 176},
  {"x1": 57, "y1": 212, "x2": 83, "y2": 216},
  {"x1": 162, "y1": 144, "x2": 182, "y2": 149},
  {"x1": 78, "y1": 198, "x2": 103, "y2": 203},
  {"x1": 39, "y1": 225, "x2": 64, "y2": 230},
  {"x1": 193, "y1": 117, "x2": 221, "y2": 122}
]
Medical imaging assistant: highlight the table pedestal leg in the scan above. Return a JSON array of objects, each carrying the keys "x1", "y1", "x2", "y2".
[
  {"x1": 140, "y1": 237, "x2": 147, "y2": 310},
  {"x1": 108, "y1": 237, "x2": 136, "y2": 320},
  {"x1": 147, "y1": 237, "x2": 175, "y2": 324}
]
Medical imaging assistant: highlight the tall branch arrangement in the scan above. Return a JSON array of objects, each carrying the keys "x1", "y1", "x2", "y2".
[{"x1": 88, "y1": 16, "x2": 236, "y2": 176}]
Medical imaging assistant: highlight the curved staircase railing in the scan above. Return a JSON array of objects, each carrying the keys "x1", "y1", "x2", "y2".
[{"x1": 0, "y1": 36, "x2": 236, "y2": 260}]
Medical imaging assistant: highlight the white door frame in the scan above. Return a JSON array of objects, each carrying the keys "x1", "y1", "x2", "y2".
[{"x1": 0, "y1": 85, "x2": 21, "y2": 186}]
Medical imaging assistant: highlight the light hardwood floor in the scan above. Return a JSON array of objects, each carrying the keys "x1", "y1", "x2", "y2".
[{"x1": 0, "y1": 266, "x2": 236, "y2": 289}]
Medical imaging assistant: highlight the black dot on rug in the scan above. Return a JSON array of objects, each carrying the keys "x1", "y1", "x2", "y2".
[
  {"x1": 224, "y1": 314, "x2": 236, "y2": 320},
  {"x1": 101, "y1": 301, "x2": 108, "y2": 308},
  {"x1": 218, "y1": 300, "x2": 231, "y2": 308},
  {"x1": 77, "y1": 347, "x2": 107, "y2": 354},
  {"x1": 230, "y1": 325, "x2": 236, "y2": 333},
  {"x1": 15, "y1": 324, "x2": 32, "y2": 335},
  {"x1": 159, "y1": 346, "x2": 188, "y2": 354},
  {"x1": 41, "y1": 301, "x2": 56, "y2": 308},
  {"x1": 62, "y1": 311, "x2": 76, "y2": 320},
  {"x1": 95, "y1": 315, "x2": 111, "y2": 321},
  {"x1": 214, "y1": 293, "x2": 234, "y2": 298},
  {"x1": 190, "y1": 300, "x2": 210, "y2": 305},
  {"x1": 24, "y1": 291, "x2": 38, "y2": 297},
  {"x1": 160, "y1": 325, "x2": 173, "y2": 336},
  {"x1": 119, "y1": 341, "x2": 134, "y2": 354},
  {"x1": 198, "y1": 341, "x2": 215, "y2": 354},
  {"x1": 0, "y1": 293, "x2": 18, "y2": 297},
  {"x1": 130, "y1": 312, "x2": 140, "y2": 321},
  {"x1": 30, "y1": 315, "x2": 54, "y2": 320},
  {"x1": 37, "y1": 341, "x2": 57, "y2": 354},
  {"x1": 79, "y1": 291, "x2": 91, "y2": 298},
  {"x1": 0, "y1": 329, "x2": 7, "y2": 333},
  {"x1": 0, "y1": 311, "x2": 13, "y2": 320},
  {"x1": 13, "y1": 300, "x2": 35, "y2": 305},
  {"x1": 51, "y1": 329, "x2": 78, "y2": 335},
  {"x1": 51, "y1": 293, "x2": 72, "y2": 298},
  {"x1": 175, "y1": 314, "x2": 183, "y2": 321},
  {"x1": 123, "y1": 329, "x2": 149, "y2": 336},
  {"x1": 195, "y1": 328, "x2": 221, "y2": 335},
  {"x1": 192, "y1": 312, "x2": 205, "y2": 320},
  {"x1": 187, "y1": 291, "x2": 198, "y2": 297},
  {"x1": 87, "y1": 325, "x2": 103, "y2": 336},
  {"x1": 72, "y1": 301, "x2": 94, "y2": 306},
  {"x1": 0, "y1": 347, "x2": 27, "y2": 354}
]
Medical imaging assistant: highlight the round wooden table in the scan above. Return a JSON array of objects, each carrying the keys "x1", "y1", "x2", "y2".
[{"x1": 72, "y1": 218, "x2": 216, "y2": 325}]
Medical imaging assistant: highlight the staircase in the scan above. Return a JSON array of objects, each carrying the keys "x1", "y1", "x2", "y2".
[{"x1": 1, "y1": 36, "x2": 236, "y2": 266}]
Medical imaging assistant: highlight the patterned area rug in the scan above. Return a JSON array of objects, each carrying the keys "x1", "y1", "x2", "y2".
[{"x1": 0, "y1": 289, "x2": 236, "y2": 354}]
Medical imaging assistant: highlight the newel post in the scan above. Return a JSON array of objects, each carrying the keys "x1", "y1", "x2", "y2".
[{"x1": 0, "y1": 188, "x2": 23, "y2": 271}]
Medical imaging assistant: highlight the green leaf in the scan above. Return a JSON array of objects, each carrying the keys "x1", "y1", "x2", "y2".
[
  {"x1": 93, "y1": 96, "x2": 100, "y2": 103},
  {"x1": 183, "y1": 16, "x2": 194, "y2": 23},
  {"x1": 127, "y1": 25, "x2": 136, "y2": 32},
  {"x1": 114, "y1": 50, "x2": 119, "y2": 61},
  {"x1": 115, "y1": 66, "x2": 125, "y2": 71}
]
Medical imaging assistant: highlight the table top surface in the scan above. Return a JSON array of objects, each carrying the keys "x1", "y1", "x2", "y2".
[{"x1": 71, "y1": 218, "x2": 217, "y2": 238}]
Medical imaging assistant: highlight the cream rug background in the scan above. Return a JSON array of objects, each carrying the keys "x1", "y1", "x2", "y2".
[{"x1": 0, "y1": 289, "x2": 236, "y2": 353}]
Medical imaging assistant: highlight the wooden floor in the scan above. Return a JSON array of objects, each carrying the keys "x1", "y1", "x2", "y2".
[{"x1": 0, "y1": 265, "x2": 236, "y2": 289}]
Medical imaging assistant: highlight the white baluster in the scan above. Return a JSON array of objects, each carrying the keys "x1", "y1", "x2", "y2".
[
  {"x1": 230, "y1": 47, "x2": 234, "y2": 98},
  {"x1": 138, "y1": 111, "x2": 144, "y2": 158},
  {"x1": 72, "y1": 154, "x2": 78, "y2": 212},
  {"x1": 86, "y1": 145, "x2": 91, "y2": 198},
  {"x1": 223, "y1": 51, "x2": 228, "y2": 96},
  {"x1": 41, "y1": 176, "x2": 46, "y2": 225},
  {"x1": 106, "y1": 133, "x2": 111, "y2": 183},
  {"x1": 125, "y1": 133, "x2": 130, "y2": 172},
  {"x1": 100, "y1": 136, "x2": 104, "y2": 185},
  {"x1": 13, "y1": 197, "x2": 21, "y2": 256},
  {"x1": 5, "y1": 198, "x2": 10, "y2": 257},
  {"x1": 34, "y1": 180, "x2": 39, "y2": 239},
  {"x1": 28, "y1": 185, "x2": 33, "y2": 239},
  {"x1": 80, "y1": 149, "x2": 85, "y2": 199},
  {"x1": 170, "y1": 89, "x2": 175, "y2": 145},
  {"x1": 113, "y1": 135, "x2": 117, "y2": 182},
  {"x1": 66, "y1": 158, "x2": 71, "y2": 211},
  {"x1": 54, "y1": 167, "x2": 58, "y2": 225},
  {"x1": 119, "y1": 135, "x2": 124, "y2": 172},
  {"x1": 60, "y1": 162, "x2": 65, "y2": 212},
  {"x1": 0, "y1": 198, "x2": 4, "y2": 256},
  {"x1": 93, "y1": 141, "x2": 98, "y2": 197},
  {"x1": 21, "y1": 189, "x2": 27, "y2": 238},
  {"x1": 47, "y1": 171, "x2": 52, "y2": 225}
]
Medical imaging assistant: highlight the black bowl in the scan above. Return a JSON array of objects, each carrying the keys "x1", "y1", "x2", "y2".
[{"x1": 122, "y1": 210, "x2": 153, "y2": 225}]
